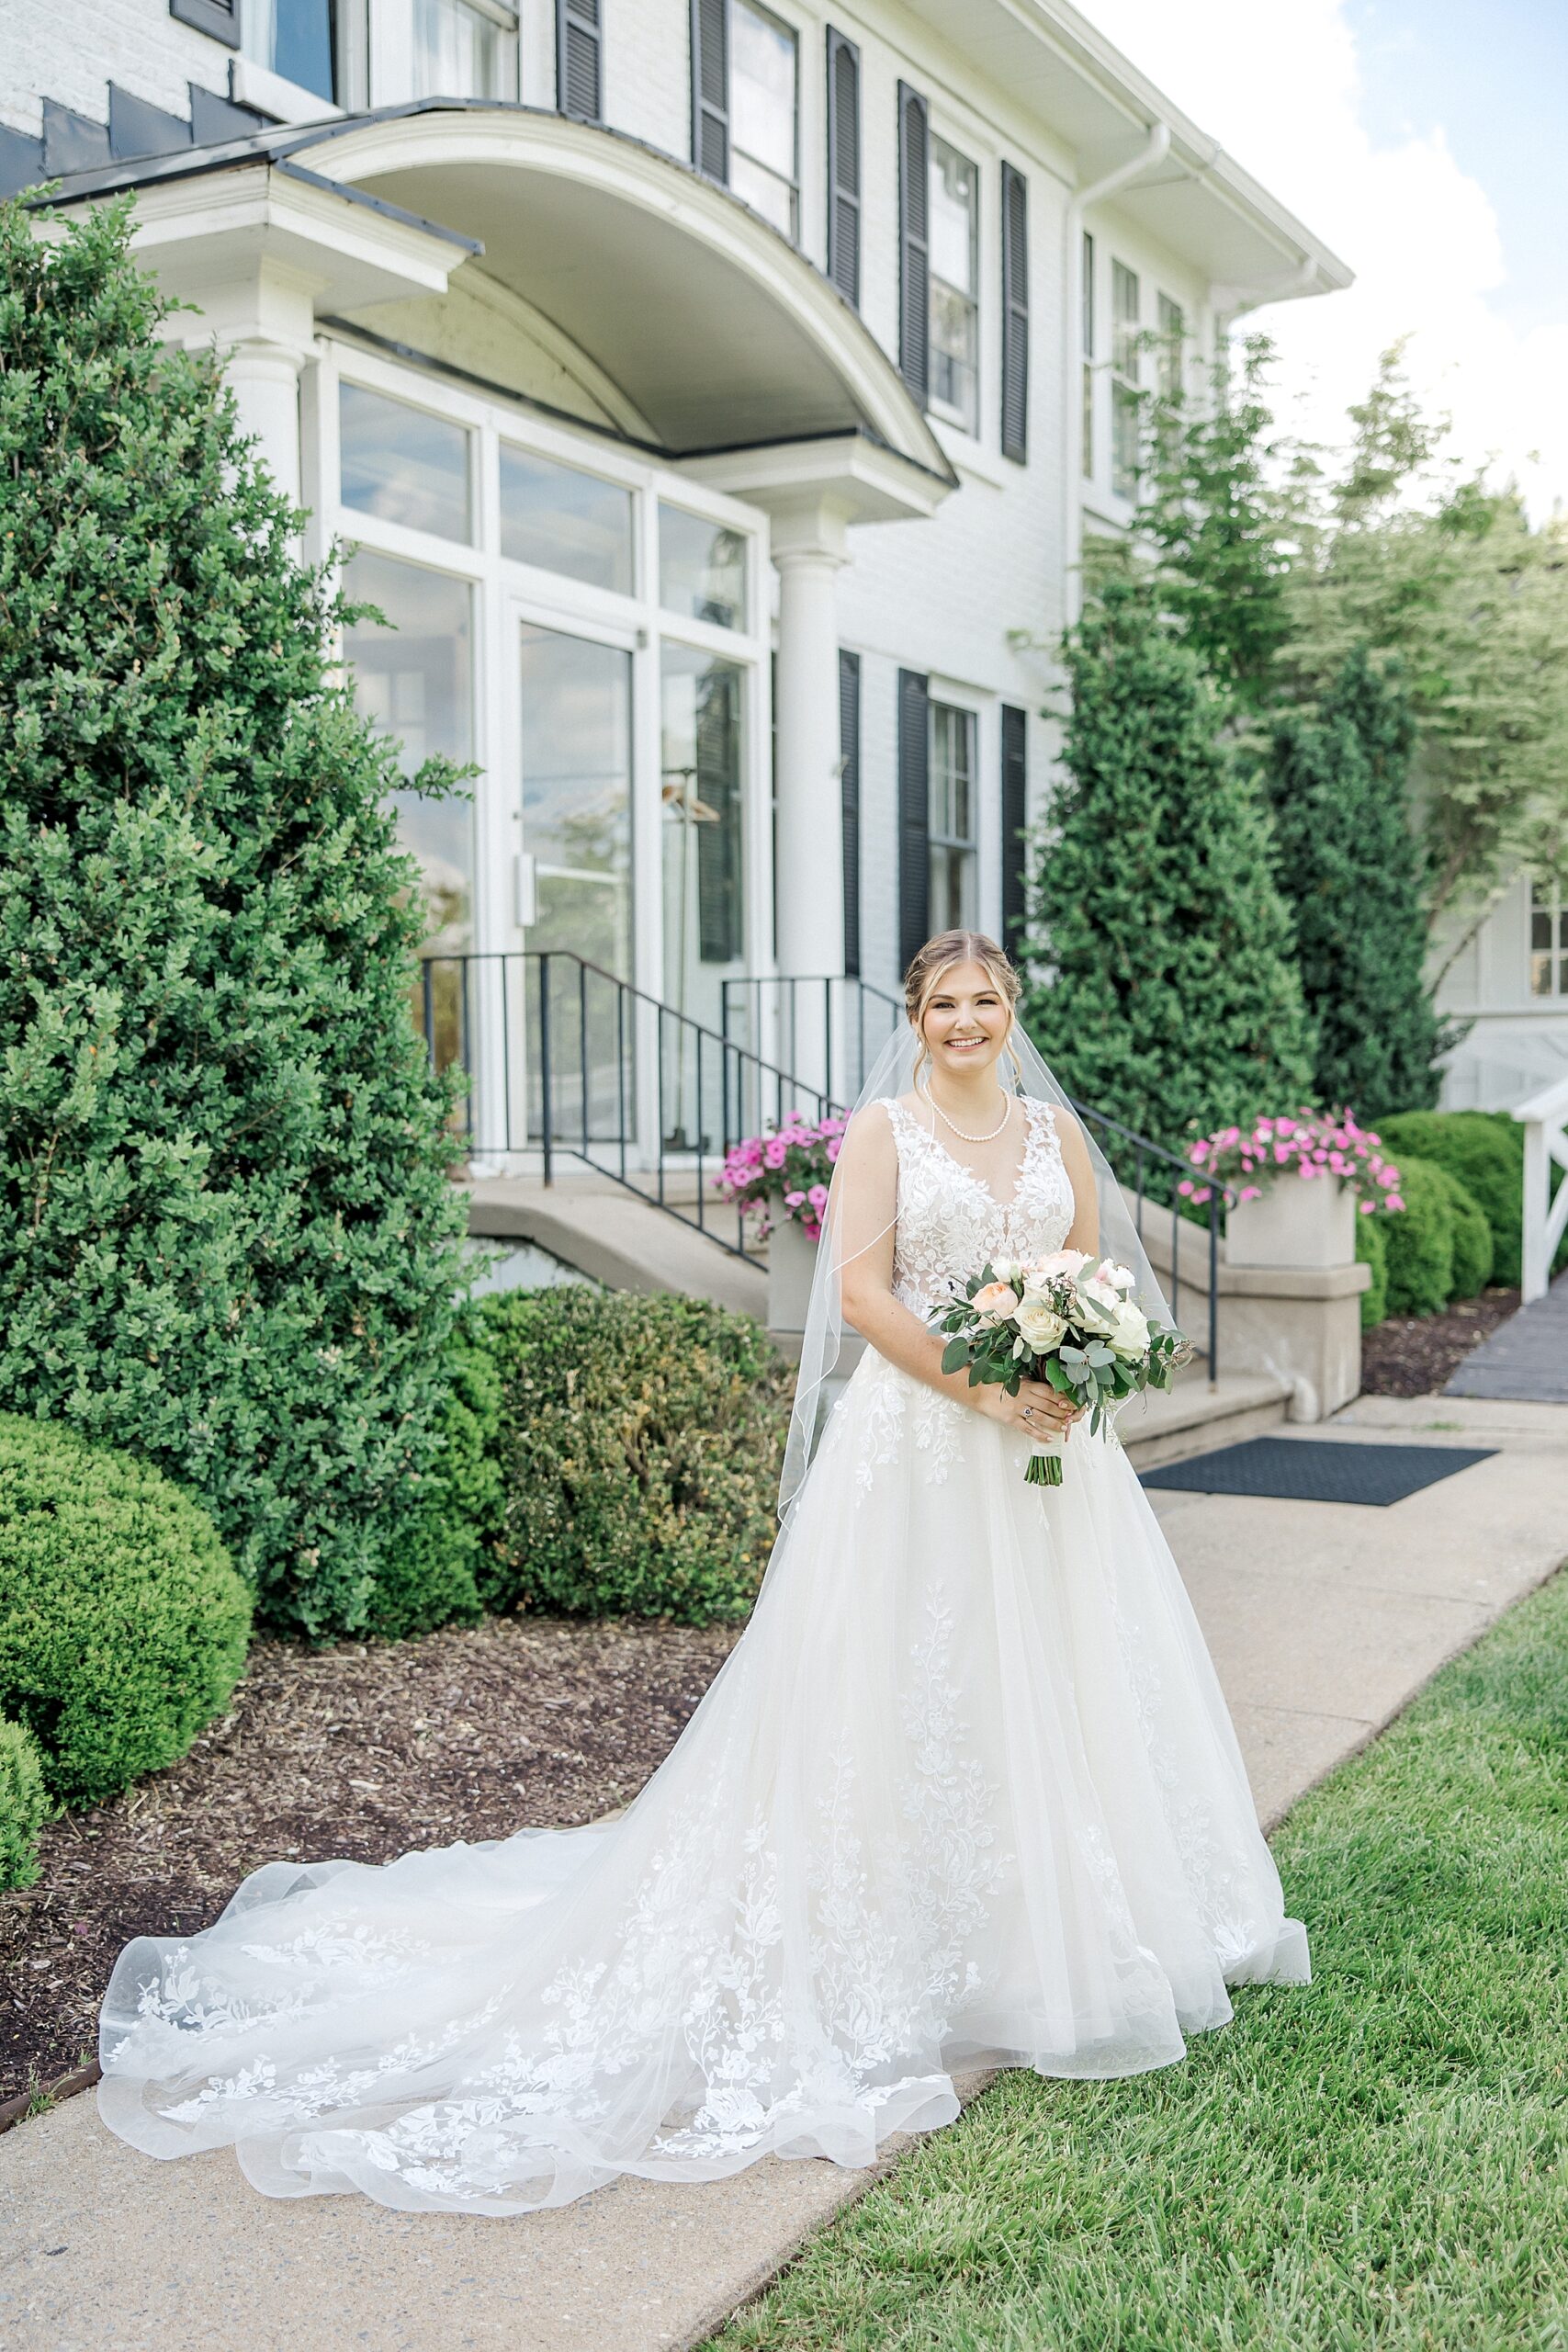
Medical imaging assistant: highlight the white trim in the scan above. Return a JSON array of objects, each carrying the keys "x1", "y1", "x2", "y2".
[{"x1": 231, "y1": 56, "x2": 344, "y2": 127}]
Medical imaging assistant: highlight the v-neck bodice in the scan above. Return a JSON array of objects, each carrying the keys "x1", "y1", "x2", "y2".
[{"x1": 882, "y1": 1095, "x2": 1077, "y2": 1319}]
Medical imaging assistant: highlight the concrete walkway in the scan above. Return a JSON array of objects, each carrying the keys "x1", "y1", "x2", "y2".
[
  {"x1": 1446, "y1": 1266, "x2": 1568, "y2": 1404},
  {"x1": 2, "y1": 1392, "x2": 1564, "y2": 2352}
]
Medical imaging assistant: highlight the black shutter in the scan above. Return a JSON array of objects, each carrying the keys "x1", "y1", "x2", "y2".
[
  {"x1": 897, "y1": 83, "x2": 930, "y2": 407},
  {"x1": 170, "y1": 0, "x2": 240, "y2": 44},
  {"x1": 825, "y1": 28, "x2": 861, "y2": 307},
  {"x1": 839, "y1": 650, "x2": 862, "y2": 978},
  {"x1": 1000, "y1": 704, "x2": 1028, "y2": 950},
  {"x1": 557, "y1": 0, "x2": 603, "y2": 123},
  {"x1": 691, "y1": 0, "x2": 729, "y2": 183},
  {"x1": 1000, "y1": 161, "x2": 1030, "y2": 462},
  {"x1": 695, "y1": 665, "x2": 743, "y2": 963},
  {"x1": 897, "y1": 668, "x2": 931, "y2": 974}
]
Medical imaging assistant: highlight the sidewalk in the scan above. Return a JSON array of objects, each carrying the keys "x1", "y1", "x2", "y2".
[{"x1": 3, "y1": 1392, "x2": 1564, "y2": 2352}]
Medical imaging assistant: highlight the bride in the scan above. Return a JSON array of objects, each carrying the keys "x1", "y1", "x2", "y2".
[{"x1": 97, "y1": 928, "x2": 1309, "y2": 2214}]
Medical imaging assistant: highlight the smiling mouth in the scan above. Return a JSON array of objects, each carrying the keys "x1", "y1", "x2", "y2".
[{"x1": 946, "y1": 1036, "x2": 987, "y2": 1050}]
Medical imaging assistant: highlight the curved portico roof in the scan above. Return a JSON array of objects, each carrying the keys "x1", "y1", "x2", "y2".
[{"x1": 287, "y1": 104, "x2": 953, "y2": 479}]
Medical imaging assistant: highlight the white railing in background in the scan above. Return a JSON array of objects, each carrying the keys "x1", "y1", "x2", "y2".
[{"x1": 1515, "y1": 1073, "x2": 1568, "y2": 1303}]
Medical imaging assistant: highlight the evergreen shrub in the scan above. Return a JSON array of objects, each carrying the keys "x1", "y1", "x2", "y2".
[
  {"x1": 0, "y1": 198, "x2": 468, "y2": 1636},
  {"x1": 1021, "y1": 576, "x2": 1316, "y2": 1145},
  {"x1": 0, "y1": 1713, "x2": 47, "y2": 1892},
  {"x1": 1355, "y1": 1210, "x2": 1389, "y2": 1330},
  {"x1": 0, "y1": 1415, "x2": 252, "y2": 1807},
  {"x1": 1433, "y1": 1168, "x2": 1494, "y2": 1299},
  {"x1": 1372, "y1": 1112, "x2": 1522, "y2": 1287},
  {"x1": 365, "y1": 1311, "x2": 504, "y2": 1641},
  {"x1": 1379, "y1": 1157, "x2": 1455, "y2": 1318},
  {"x1": 476, "y1": 1289, "x2": 793, "y2": 1623}
]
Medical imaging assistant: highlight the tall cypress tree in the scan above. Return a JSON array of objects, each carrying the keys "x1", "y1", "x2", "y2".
[
  {"x1": 1021, "y1": 577, "x2": 1316, "y2": 1143},
  {"x1": 1266, "y1": 649, "x2": 1448, "y2": 1115},
  {"x1": 0, "y1": 197, "x2": 468, "y2": 1637}
]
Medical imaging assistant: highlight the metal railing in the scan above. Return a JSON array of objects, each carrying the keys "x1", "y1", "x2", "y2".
[
  {"x1": 417, "y1": 950, "x2": 837, "y2": 1262},
  {"x1": 721, "y1": 973, "x2": 903, "y2": 1105}
]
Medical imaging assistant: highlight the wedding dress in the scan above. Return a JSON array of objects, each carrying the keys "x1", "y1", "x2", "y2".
[{"x1": 97, "y1": 1091, "x2": 1309, "y2": 2214}]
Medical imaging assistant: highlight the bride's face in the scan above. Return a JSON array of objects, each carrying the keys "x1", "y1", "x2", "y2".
[{"x1": 919, "y1": 961, "x2": 1012, "y2": 1081}]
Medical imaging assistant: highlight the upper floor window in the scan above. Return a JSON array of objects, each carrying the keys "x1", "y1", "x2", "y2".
[
  {"x1": 929, "y1": 135, "x2": 978, "y2": 436},
  {"x1": 243, "y1": 0, "x2": 339, "y2": 103},
  {"x1": 412, "y1": 0, "x2": 515, "y2": 99},
  {"x1": 1156, "y1": 290, "x2": 1185, "y2": 397},
  {"x1": 1111, "y1": 257, "x2": 1141, "y2": 498},
  {"x1": 929, "y1": 700, "x2": 977, "y2": 932},
  {"x1": 730, "y1": 0, "x2": 798, "y2": 238},
  {"x1": 1531, "y1": 878, "x2": 1568, "y2": 999}
]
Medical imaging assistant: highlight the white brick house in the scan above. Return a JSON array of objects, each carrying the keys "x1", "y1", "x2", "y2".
[{"x1": 25, "y1": 0, "x2": 1487, "y2": 1163}]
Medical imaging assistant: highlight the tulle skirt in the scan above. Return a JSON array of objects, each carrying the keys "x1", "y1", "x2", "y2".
[{"x1": 97, "y1": 1351, "x2": 1309, "y2": 2213}]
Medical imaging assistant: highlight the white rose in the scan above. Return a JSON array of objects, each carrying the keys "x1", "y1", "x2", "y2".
[
  {"x1": 1100, "y1": 1261, "x2": 1137, "y2": 1292},
  {"x1": 1077, "y1": 1277, "x2": 1122, "y2": 1329},
  {"x1": 1015, "y1": 1299, "x2": 1068, "y2": 1353},
  {"x1": 1108, "y1": 1300, "x2": 1151, "y2": 1359},
  {"x1": 989, "y1": 1255, "x2": 1020, "y2": 1284}
]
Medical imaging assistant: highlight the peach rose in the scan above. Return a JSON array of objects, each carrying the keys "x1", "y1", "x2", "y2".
[{"x1": 972, "y1": 1281, "x2": 1020, "y2": 1323}]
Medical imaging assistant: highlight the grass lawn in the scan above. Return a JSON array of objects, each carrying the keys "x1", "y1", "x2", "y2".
[{"x1": 712, "y1": 1564, "x2": 1568, "y2": 2352}]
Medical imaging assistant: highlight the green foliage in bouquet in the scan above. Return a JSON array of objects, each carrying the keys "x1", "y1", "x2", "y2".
[
  {"x1": 1021, "y1": 577, "x2": 1316, "y2": 1148},
  {"x1": 0, "y1": 1414, "x2": 251, "y2": 1807},
  {"x1": 1265, "y1": 650, "x2": 1449, "y2": 1117},
  {"x1": 0, "y1": 196, "x2": 469, "y2": 1636},
  {"x1": 473, "y1": 1288, "x2": 794, "y2": 1623},
  {"x1": 0, "y1": 1713, "x2": 48, "y2": 1893}
]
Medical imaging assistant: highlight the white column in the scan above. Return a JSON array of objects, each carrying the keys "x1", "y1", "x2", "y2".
[
  {"x1": 173, "y1": 261, "x2": 317, "y2": 510},
  {"x1": 222, "y1": 337, "x2": 308, "y2": 505},
  {"x1": 770, "y1": 499, "x2": 849, "y2": 1100}
]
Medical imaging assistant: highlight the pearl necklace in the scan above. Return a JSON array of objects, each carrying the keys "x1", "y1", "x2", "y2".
[{"x1": 924, "y1": 1085, "x2": 1015, "y2": 1146}]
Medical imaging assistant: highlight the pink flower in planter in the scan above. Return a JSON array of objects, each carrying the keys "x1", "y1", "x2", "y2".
[
  {"x1": 807, "y1": 1183, "x2": 829, "y2": 1209},
  {"x1": 784, "y1": 1190, "x2": 806, "y2": 1208},
  {"x1": 763, "y1": 1138, "x2": 787, "y2": 1170},
  {"x1": 1239, "y1": 1185, "x2": 1263, "y2": 1201},
  {"x1": 826, "y1": 1136, "x2": 841, "y2": 1161},
  {"x1": 1387, "y1": 1193, "x2": 1405, "y2": 1212},
  {"x1": 1359, "y1": 1199, "x2": 1376, "y2": 1214},
  {"x1": 1178, "y1": 1177, "x2": 1195, "y2": 1195}
]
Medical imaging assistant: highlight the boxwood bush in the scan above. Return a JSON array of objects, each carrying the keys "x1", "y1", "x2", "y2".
[
  {"x1": 1355, "y1": 1209, "x2": 1389, "y2": 1330},
  {"x1": 365, "y1": 1310, "x2": 504, "y2": 1641},
  {"x1": 0, "y1": 1416, "x2": 252, "y2": 1806},
  {"x1": 1435, "y1": 1166, "x2": 1495, "y2": 1298},
  {"x1": 1379, "y1": 1156, "x2": 1455, "y2": 1318},
  {"x1": 0, "y1": 1713, "x2": 47, "y2": 1892},
  {"x1": 475, "y1": 1288, "x2": 793, "y2": 1624},
  {"x1": 1372, "y1": 1111, "x2": 1521, "y2": 1286}
]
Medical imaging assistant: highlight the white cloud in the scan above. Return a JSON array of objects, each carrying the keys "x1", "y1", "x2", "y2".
[{"x1": 1086, "y1": 0, "x2": 1568, "y2": 520}]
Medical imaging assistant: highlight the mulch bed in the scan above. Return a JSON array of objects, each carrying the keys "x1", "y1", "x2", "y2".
[
  {"x1": 0, "y1": 1614, "x2": 741, "y2": 2111},
  {"x1": 1359, "y1": 1284, "x2": 1522, "y2": 1399}
]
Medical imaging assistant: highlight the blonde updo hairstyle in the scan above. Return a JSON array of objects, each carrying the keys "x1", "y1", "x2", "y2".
[{"x1": 903, "y1": 929, "x2": 1021, "y2": 1086}]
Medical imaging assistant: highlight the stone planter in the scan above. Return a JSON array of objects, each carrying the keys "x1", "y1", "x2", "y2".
[
  {"x1": 767, "y1": 1211, "x2": 819, "y2": 1334},
  {"x1": 1226, "y1": 1173, "x2": 1357, "y2": 1271}
]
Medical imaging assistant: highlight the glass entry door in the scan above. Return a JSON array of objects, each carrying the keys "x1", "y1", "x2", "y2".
[{"x1": 518, "y1": 621, "x2": 634, "y2": 1145}]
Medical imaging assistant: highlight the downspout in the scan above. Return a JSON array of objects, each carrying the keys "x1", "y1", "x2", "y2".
[{"x1": 1064, "y1": 119, "x2": 1171, "y2": 626}]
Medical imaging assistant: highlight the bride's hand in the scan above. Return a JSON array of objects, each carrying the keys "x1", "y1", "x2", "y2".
[{"x1": 973, "y1": 1379, "x2": 1085, "y2": 1438}]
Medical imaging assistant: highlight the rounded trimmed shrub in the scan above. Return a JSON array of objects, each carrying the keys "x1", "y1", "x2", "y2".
[
  {"x1": 1433, "y1": 1167, "x2": 1494, "y2": 1299},
  {"x1": 0, "y1": 1417, "x2": 252, "y2": 1807},
  {"x1": 1372, "y1": 1112, "x2": 1521, "y2": 1286},
  {"x1": 476, "y1": 1288, "x2": 793, "y2": 1624},
  {"x1": 0, "y1": 1713, "x2": 47, "y2": 1891},
  {"x1": 1356, "y1": 1208, "x2": 1390, "y2": 1330},
  {"x1": 1379, "y1": 1156, "x2": 1455, "y2": 1318},
  {"x1": 365, "y1": 1311, "x2": 503, "y2": 1641}
]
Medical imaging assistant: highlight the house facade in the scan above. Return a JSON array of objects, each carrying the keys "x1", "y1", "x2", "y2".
[{"x1": 42, "y1": 2, "x2": 1550, "y2": 1164}]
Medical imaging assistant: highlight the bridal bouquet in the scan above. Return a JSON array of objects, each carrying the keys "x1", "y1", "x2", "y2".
[{"x1": 935, "y1": 1250, "x2": 1189, "y2": 1486}]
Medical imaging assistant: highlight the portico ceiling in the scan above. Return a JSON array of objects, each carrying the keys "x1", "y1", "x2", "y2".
[{"x1": 287, "y1": 107, "x2": 955, "y2": 479}]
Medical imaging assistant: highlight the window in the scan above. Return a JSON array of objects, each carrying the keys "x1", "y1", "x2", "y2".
[
  {"x1": 500, "y1": 446, "x2": 634, "y2": 594},
  {"x1": 660, "y1": 503, "x2": 748, "y2": 630},
  {"x1": 730, "y1": 0, "x2": 798, "y2": 239},
  {"x1": 340, "y1": 382, "x2": 473, "y2": 542},
  {"x1": 1156, "y1": 290, "x2": 1185, "y2": 397},
  {"x1": 343, "y1": 550, "x2": 474, "y2": 950},
  {"x1": 1081, "y1": 229, "x2": 1095, "y2": 479},
  {"x1": 929, "y1": 135, "x2": 979, "y2": 435},
  {"x1": 1531, "y1": 879, "x2": 1568, "y2": 998},
  {"x1": 412, "y1": 0, "x2": 513, "y2": 99},
  {"x1": 1111, "y1": 257, "x2": 1141, "y2": 498},
  {"x1": 661, "y1": 646, "x2": 745, "y2": 1021},
  {"x1": 242, "y1": 0, "x2": 338, "y2": 101},
  {"x1": 518, "y1": 624, "x2": 633, "y2": 978},
  {"x1": 929, "y1": 701, "x2": 977, "y2": 933}
]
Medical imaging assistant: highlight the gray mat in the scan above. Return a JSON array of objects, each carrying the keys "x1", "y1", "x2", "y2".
[{"x1": 1140, "y1": 1435, "x2": 1497, "y2": 1506}]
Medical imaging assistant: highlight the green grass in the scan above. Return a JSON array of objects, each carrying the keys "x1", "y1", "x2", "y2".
[{"x1": 712, "y1": 1565, "x2": 1568, "y2": 2352}]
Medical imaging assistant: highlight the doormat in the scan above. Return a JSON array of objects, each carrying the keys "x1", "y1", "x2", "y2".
[{"x1": 1140, "y1": 1435, "x2": 1497, "y2": 1507}]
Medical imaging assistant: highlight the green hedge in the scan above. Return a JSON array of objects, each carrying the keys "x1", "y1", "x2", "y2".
[
  {"x1": 0, "y1": 1713, "x2": 46, "y2": 1892},
  {"x1": 1372, "y1": 1111, "x2": 1521, "y2": 1286},
  {"x1": 1380, "y1": 1156, "x2": 1455, "y2": 1318},
  {"x1": 365, "y1": 1311, "x2": 504, "y2": 1642},
  {"x1": 0, "y1": 1417, "x2": 252, "y2": 1807},
  {"x1": 1435, "y1": 1166, "x2": 1495, "y2": 1298},
  {"x1": 474, "y1": 1288, "x2": 793, "y2": 1624},
  {"x1": 1355, "y1": 1209, "x2": 1390, "y2": 1330}
]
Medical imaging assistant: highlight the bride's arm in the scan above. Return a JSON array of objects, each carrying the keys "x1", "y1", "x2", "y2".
[
  {"x1": 1056, "y1": 1108, "x2": 1100, "y2": 1257},
  {"x1": 832, "y1": 1105, "x2": 1079, "y2": 1435}
]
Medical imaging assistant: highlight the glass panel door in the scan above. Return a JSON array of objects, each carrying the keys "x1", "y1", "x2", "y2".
[{"x1": 518, "y1": 622, "x2": 634, "y2": 1146}]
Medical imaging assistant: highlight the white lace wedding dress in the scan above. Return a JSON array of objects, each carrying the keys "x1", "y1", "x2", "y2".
[{"x1": 98, "y1": 1095, "x2": 1309, "y2": 2213}]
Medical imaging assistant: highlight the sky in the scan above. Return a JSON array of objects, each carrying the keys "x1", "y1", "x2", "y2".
[{"x1": 1084, "y1": 0, "x2": 1568, "y2": 521}]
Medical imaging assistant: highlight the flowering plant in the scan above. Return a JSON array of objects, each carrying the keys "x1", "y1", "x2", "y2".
[
  {"x1": 712, "y1": 1110, "x2": 848, "y2": 1240},
  {"x1": 934, "y1": 1251, "x2": 1190, "y2": 1487},
  {"x1": 1179, "y1": 1110, "x2": 1405, "y2": 1217}
]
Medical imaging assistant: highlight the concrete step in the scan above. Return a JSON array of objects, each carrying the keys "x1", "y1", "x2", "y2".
[
  {"x1": 1120, "y1": 1367, "x2": 1293, "y2": 1472},
  {"x1": 467, "y1": 1173, "x2": 767, "y2": 1322}
]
